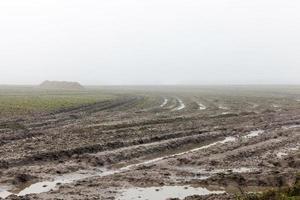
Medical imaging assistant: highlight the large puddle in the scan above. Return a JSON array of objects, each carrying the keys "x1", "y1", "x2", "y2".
[
  {"x1": 0, "y1": 170, "x2": 102, "y2": 199},
  {"x1": 0, "y1": 136, "x2": 235, "y2": 199},
  {"x1": 19, "y1": 169, "x2": 104, "y2": 196},
  {"x1": 117, "y1": 185, "x2": 224, "y2": 200}
]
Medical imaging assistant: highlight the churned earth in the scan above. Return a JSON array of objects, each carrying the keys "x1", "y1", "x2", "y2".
[{"x1": 0, "y1": 86, "x2": 300, "y2": 200}]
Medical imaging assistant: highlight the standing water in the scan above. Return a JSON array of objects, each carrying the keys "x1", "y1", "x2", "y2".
[
  {"x1": 160, "y1": 98, "x2": 168, "y2": 107},
  {"x1": 0, "y1": 188, "x2": 12, "y2": 199},
  {"x1": 1, "y1": 136, "x2": 235, "y2": 198},
  {"x1": 117, "y1": 185, "x2": 224, "y2": 200},
  {"x1": 172, "y1": 98, "x2": 185, "y2": 111},
  {"x1": 197, "y1": 102, "x2": 207, "y2": 110},
  {"x1": 243, "y1": 130, "x2": 265, "y2": 139}
]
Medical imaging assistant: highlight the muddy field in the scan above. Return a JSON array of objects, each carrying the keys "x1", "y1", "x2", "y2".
[{"x1": 0, "y1": 86, "x2": 300, "y2": 200}]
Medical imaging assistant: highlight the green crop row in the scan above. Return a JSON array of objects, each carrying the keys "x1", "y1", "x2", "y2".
[{"x1": 0, "y1": 87, "x2": 115, "y2": 116}]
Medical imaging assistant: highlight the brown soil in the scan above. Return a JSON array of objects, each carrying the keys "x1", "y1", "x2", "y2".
[{"x1": 1, "y1": 88, "x2": 300, "y2": 200}]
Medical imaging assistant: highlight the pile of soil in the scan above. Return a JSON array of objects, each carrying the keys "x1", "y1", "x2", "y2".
[{"x1": 39, "y1": 81, "x2": 84, "y2": 90}]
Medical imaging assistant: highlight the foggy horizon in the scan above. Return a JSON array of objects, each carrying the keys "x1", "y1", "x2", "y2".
[
  {"x1": 1, "y1": 0, "x2": 300, "y2": 85},
  {"x1": 2, "y1": 82, "x2": 300, "y2": 87}
]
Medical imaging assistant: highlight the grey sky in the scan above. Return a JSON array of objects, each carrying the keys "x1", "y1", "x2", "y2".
[{"x1": 0, "y1": 0, "x2": 299, "y2": 85}]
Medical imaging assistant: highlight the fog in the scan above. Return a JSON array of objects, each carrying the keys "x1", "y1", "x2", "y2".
[{"x1": 0, "y1": 0, "x2": 299, "y2": 85}]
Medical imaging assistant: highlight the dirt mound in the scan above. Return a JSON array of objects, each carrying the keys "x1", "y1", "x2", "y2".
[{"x1": 39, "y1": 81, "x2": 84, "y2": 90}]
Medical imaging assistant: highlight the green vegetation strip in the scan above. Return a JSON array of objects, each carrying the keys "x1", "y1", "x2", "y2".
[
  {"x1": 237, "y1": 175, "x2": 300, "y2": 200},
  {"x1": 0, "y1": 87, "x2": 115, "y2": 116}
]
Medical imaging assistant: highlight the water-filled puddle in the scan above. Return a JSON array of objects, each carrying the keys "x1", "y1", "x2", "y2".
[
  {"x1": 243, "y1": 130, "x2": 264, "y2": 139},
  {"x1": 221, "y1": 112, "x2": 230, "y2": 115},
  {"x1": 17, "y1": 170, "x2": 101, "y2": 196},
  {"x1": 19, "y1": 181, "x2": 64, "y2": 196},
  {"x1": 0, "y1": 170, "x2": 105, "y2": 198},
  {"x1": 172, "y1": 98, "x2": 185, "y2": 111},
  {"x1": 117, "y1": 185, "x2": 225, "y2": 200},
  {"x1": 160, "y1": 98, "x2": 168, "y2": 107},
  {"x1": 196, "y1": 102, "x2": 206, "y2": 110},
  {"x1": 0, "y1": 188, "x2": 12, "y2": 199},
  {"x1": 173, "y1": 136, "x2": 236, "y2": 157}
]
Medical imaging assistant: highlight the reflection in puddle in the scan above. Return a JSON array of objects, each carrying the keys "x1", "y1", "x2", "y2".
[
  {"x1": 117, "y1": 185, "x2": 225, "y2": 200},
  {"x1": 18, "y1": 170, "x2": 101, "y2": 197},
  {"x1": 0, "y1": 188, "x2": 12, "y2": 199},
  {"x1": 19, "y1": 181, "x2": 63, "y2": 196}
]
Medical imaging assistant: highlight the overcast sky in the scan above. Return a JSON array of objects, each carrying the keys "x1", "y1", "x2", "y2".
[{"x1": 0, "y1": 0, "x2": 299, "y2": 85}]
